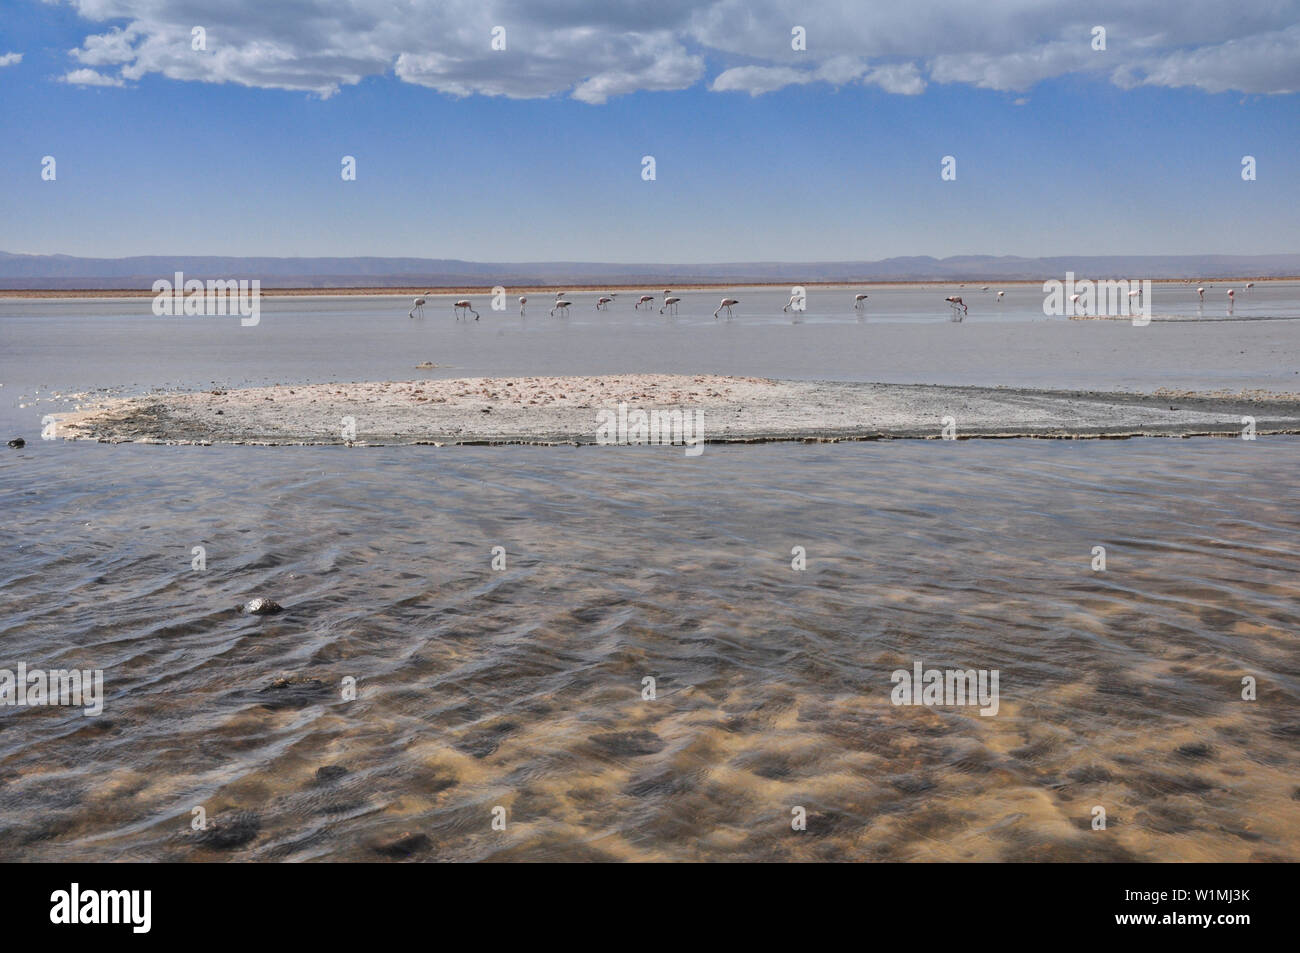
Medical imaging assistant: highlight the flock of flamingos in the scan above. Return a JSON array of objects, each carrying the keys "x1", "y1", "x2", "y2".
[{"x1": 406, "y1": 280, "x2": 1257, "y2": 321}]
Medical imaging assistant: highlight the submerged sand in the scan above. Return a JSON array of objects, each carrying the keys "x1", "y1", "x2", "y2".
[{"x1": 49, "y1": 374, "x2": 1300, "y2": 445}]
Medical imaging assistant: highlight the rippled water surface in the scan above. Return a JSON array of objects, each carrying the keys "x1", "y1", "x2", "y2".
[
  {"x1": 1, "y1": 440, "x2": 1297, "y2": 861},
  {"x1": 1, "y1": 296, "x2": 1298, "y2": 861}
]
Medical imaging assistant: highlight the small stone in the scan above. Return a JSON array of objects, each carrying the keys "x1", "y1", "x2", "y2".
[
  {"x1": 371, "y1": 831, "x2": 430, "y2": 858},
  {"x1": 193, "y1": 810, "x2": 261, "y2": 850},
  {"x1": 241, "y1": 597, "x2": 283, "y2": 615}
]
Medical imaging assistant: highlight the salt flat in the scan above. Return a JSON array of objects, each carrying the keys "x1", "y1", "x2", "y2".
[{"x1": 51, "y1": 374, "x2": 1300, "y2": 445}]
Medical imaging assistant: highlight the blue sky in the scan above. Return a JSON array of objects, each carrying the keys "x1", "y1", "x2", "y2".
[{"x1": 1, "y1": 1, "x2": 1298, "y2": 262}]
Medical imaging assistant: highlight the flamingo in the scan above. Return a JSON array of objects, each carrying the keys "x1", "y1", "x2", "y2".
[
  {"x1": 409, "y1": 296, "x2": 426, "y2": 319},
  {"x1": 714, "y1": 298, "x2": 739, "y2": 319},
  {"x1": 596, "y1": 296, "x2": 612, "y2": 310},
  {"x1": 1246, "y1": 281, "x2": 1255, "y2": 291},
  {"x1": 636, "y1": 295, "x2": 655, "y2": 309},
  {"x1": 519, "y1": 296, "x2": 527, "y2": 315},
  {"x1": 1227, "y1": 289, "x2": 1235, "y2": 311},
  {"x1": 550, "y1": 299, "x2": 572, "y2": 316},
  {"x1": 980, "y1": 286, "x2": 989, "y2": 291},
  {"x1": 1069, "y1": 293, "x2": 1084, "y2": 316},
  {"x1": 1128, "y1": 288, "x2": 1142, "y2": 310},
  {"x1": 782, "y1": 293, "x2": 803, "y2": 313},
  {"x1": 945, "y1": 295, "x2": 968, "y2": 316},
  {"x1": 1197, "y1": 286, "x2": 1205, "y2": 301},
  {"x1": 453, "y1": 299, "x2": 478, "y2": 320},
  {"x1": 660, "y1": 296, "x2": 680, "y2": 315},
  {"x1": 996, "y1": 291, "x2": 1005, "y2": 301},
  {"x1": 854, "y1": 293, "x2": 869, "y2": 310}
]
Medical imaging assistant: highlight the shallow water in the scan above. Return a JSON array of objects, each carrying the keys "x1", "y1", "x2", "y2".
[
  {"x1": 1, "y1": 296, "x2": 1298, "y2": 861},
  {"x1": 3, "y1": 283, "x2": 1300, "y2": 430},
  {"x1": 1, "y1": 440, "x2": 1297, "y2": 861}
]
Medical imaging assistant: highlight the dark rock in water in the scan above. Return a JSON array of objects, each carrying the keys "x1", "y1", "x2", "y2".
[
  {"x1": 1066, "y1": 764, "x2": 1114, "y2": 784},
  {"x1": 315, "y1": 765, "x2": 350, "y2": 783},
  {"x1": 889, "y1": 773, "x2": 938, "y2": 795},
  {"x1": 454, "y1": 721, "x2": 518, "y2": 759},
  {"x1": 6, "y1": 438, "x2": 24, "y2": 448},
  {"x1": 241, "y1": 597, "x2": 282, "y2": 615},
  {"x1": 625, "y1": 771, "x2": 691, "y2": 799},
  {"x1": 589, "y1": 729, "x2": 665, "y2": 757},
  {"x1": 371, "y1": 831, "x2": 430, "y2": 858},
  {"x1": 194, "y1": 810, "x2": 261, "y2": 850},
  {"x1": 253, "y1": 677, "x2": 331, "y2": 711}
]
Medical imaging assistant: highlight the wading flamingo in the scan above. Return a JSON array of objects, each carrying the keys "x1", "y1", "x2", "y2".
[
  {"x1": 945, "y1": 295, "x2": 968, "y2": 316},
  {"x1": 636, "y1": 295, "x2": 655, "y2": 309},
  {"x1": 854, "y1": 293, "x2": 869, "y2": 310},
  {"x1": 454, "y1": 299, "x2": 478, "y2": 320},
  {"x1": 550, "y1": 299, "x2": 572, "y2": 316},
  {"x1": 1197, "y1": 286, "x2": 1205, "y2": 301},
  {"x1": 783, "y1": 293, "x2": 803, "y2": 313},
  {"x1": 1069, "y1": 293, "x2": 1084, "y2": 316},
  {"x1": 596, "y1": 296, "x2": 612, "y2": 310},
  {"x1": 996, "y1": 291, "x2": 1005, "y2": 301},
  {"x1": 714, "y1": 298, "x2": 739, "y2": 319},
  {"x1": 409, "y1": 296, "x2": 426, "y2": 319},
  {"x1": 519, "y1": 296, "x2": 527, "y2": 315},
  {"x1": 660, "y1": 296, "x2": 680, "y2": 315}
]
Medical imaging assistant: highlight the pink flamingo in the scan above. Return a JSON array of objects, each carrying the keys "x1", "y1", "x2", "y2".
[
  {"x1": 550, "y1": 299, "x2": 572, "y2": 316},
  {"x1": 945, "y1": 295, "x2": 968, "y2": 316},
  {"x1": 714, "y1": 298, "x2": 739, "y2": 319},
  {"x1": 636, "y1": 294, "x2": 655, "y2": 309},
  {"x1": 660, "y1": 296, "x2": 680, "y2": 315},
  {"x1": 453, "y1": 299, "x2": 478, "y2": 320},
  {"x1": 518, "y1": 296, "x2": 527, "y2": 315}
]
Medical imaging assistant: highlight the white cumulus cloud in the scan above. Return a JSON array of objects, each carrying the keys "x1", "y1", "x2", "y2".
[
  {"x1": 50, "y1": 1, "x2": 1300, "y2": 100},
  {"x1": 61, "y1": 67, "x2": 126, "y2": 86}
]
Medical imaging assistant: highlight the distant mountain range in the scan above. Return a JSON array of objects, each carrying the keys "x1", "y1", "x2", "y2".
[{"x1": 1, "y1": 251, "x2": 1297, "y2": 289}]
